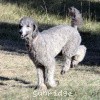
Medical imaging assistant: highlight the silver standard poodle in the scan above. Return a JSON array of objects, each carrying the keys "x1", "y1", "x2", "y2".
[{"x1": 19, "y1": 17, "x2": 82, "y2": 90}]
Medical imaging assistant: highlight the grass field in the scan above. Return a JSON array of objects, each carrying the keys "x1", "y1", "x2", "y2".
[
  {"x1": 0, "y1": 0, "x2": 100, "y2": 100},
  {"x1": 0, "y1": 50, "x2": 100, "y2": 100}
]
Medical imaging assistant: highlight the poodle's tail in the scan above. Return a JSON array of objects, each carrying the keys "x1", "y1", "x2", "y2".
[{"x1": 68, "y1": 6, "x2": 83, "y2": 29}]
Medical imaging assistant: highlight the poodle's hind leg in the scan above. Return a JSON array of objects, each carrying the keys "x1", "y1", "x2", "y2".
[
  {"x1": 61, "y1": 55, "x2": 71, "y2": 75},
  {"x1": 71, "y1": 56, "x2": 79, "y2": 68},
  {"x1": 61, "y1": 39, "x2": 80, "y2": 75}
]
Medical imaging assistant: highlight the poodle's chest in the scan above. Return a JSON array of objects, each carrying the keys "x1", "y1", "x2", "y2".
[
  {"x1": 25, "y1": 43, "x2": 33, "y2": 52},
  {"x1": 25, "y1": 42, "x2": 36, "y2": 54},
  {"x1": 25, "y1": 42, "x2": 38, "y2": 64}
]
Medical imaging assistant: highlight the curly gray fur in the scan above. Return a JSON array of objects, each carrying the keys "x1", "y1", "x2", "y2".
[{"x1": 19, "y1": 17, "x2": 81, "y2": 89}]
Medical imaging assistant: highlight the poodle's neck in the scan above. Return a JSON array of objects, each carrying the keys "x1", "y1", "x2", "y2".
[
  {"x1": 25, "y1": 31, "x2": 41, "y2": 51},
  {"x1": 25, "y1": 31, "x2": 39, "y2": 43}
]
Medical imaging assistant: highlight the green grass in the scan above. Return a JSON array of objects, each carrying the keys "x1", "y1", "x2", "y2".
[
  {"x1": 0, "y1": 1, "x2": 100, "y2": 36},
  {"x1": 0, "y1": 0, "x2": 100, "y2": 100},
  {"x1": 82, "y1": 20, "x2": 100, "y2": 35}
]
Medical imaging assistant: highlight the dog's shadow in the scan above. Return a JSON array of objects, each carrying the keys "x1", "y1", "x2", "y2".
[
  {"x1": 0, "y1": 76, "x2": 36, "y2": 89},
  {"x1": 0, "y1": 22, "x2": 54, "y2": 54}
]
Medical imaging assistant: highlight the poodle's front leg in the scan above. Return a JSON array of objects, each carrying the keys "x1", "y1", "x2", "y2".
[
  {"x1": 44, "y1": 58, "x2": 59, "y2": 88},
  {"x1": 36, "y1": 65, "x2": 47, "y2": 90}
]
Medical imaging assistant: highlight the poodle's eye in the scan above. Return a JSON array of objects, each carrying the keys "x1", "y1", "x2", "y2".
[
  {"x1": 19, "y1": 25, "x2": 22, "y2": 29},
  {"x1": 27, "y1": 25, "x2": 30, "y2": 27}
]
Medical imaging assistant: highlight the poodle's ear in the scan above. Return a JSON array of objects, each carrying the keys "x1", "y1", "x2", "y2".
[{"x1": 33, "y1": 23, "x2": 38, "y2": 33}]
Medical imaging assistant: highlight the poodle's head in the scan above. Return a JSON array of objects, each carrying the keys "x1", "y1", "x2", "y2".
[{"x1": 19, "y1": 17, "x2": 38, "y2": 39}]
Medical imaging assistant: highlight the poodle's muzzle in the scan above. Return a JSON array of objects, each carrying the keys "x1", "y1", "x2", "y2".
[{"x1": 19, "y1": 25, "x2": 32, "y2": 39}]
